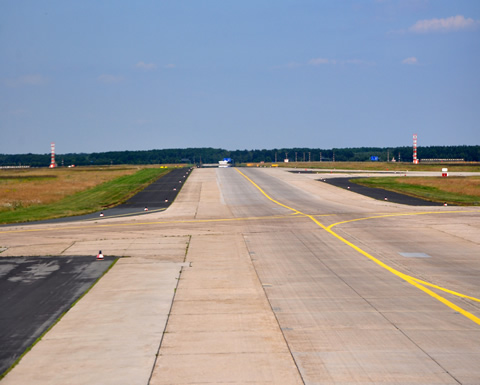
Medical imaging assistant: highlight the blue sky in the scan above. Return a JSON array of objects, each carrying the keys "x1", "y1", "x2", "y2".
[{"x1": 1, "y1": 0, "x2": 479, "y2": 154}]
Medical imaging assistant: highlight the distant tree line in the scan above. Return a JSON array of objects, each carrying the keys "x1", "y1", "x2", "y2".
[{"x1": 1, "y1": 146, "x2": 479, "y2": 167}]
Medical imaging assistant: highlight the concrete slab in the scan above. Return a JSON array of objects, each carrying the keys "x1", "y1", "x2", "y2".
[
  {"x1": 2, "y1": 257, "x2": 185, "y2": 385},
  {"x1": 292, "y1": 351, "x2": 457, "y2": 385},
  {"x1": 150, "y1": 233, "x2": 303, "y2": 384},
  {"x1": 152, "y1": 352, "x2": 302, "y2": 385}
]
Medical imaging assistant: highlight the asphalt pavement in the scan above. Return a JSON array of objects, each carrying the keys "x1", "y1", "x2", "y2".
[
  {"x1": 321, "y1": 177, "x2": 446, "y2": 206},
  {"x1": 0, "y1": 256, "x2": 116, "y2": 377}
]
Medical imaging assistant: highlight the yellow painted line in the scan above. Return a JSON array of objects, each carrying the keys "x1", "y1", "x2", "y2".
[
  {"x1": 406, "y1": 277, "x2": 480, "y2": 324},
  {"x1": 0, "y1": 213, "x2": 305, "y2": 234},
  {"x1": 235, "y1": 168, "x2": 480, "y2": 326},
  {"x1": 235, "y1": 169, "x2": 301, "y2": 214},
  {"x1": 327, "y1": 210, "x2": 478, "y2": 230},
  {"x1": 408, "y1": 277, "x2": 480, "y2": 303}
]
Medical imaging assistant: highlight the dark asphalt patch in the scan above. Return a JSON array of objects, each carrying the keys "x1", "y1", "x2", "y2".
[
  {"x1": 119, "y1": 167, "x2": 191, "y2": 209},
  {"x1": 320, "y1": 177, "x2": 446, "y2": 206},
  {"x1": 0, "y1": 256, "x2": 116, "y2": 376},
  {"x1": 290, "y1": 170, "x2": 401, "y2": 175}
]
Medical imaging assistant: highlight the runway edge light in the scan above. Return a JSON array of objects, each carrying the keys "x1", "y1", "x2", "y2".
[{"x1": 97, "y1": 250, "x2": 104, "y2": 261}]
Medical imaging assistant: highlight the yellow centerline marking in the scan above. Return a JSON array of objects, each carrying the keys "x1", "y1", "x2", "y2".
[
  {"x1": 235, "y1": 168, "x2": 480, "y2": 326},
  {"x1": 234, "y1": 169, "x2": 301, "y2": 215}
]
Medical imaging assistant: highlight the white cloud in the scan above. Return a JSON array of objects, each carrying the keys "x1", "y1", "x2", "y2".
[
  {"x1": 402, "y1": 57, "x2": 418, "y2": 65},
  {"x1": 409, "y1": 15, "x2": 479, "y2": 33},
  {"x1": 343, "y1": 59, "x2": 376, "y2": 66},
  {"x1": 308, "y1": 58, "x2": 334, "y2": 65},
  {"x1": 97, "y1": 74, "x2": 124, "y2": 84},
  {"x1": 136, "y1": 61, "x2": 157, "y2": 70},
  {"x1": 4, "y1": 74, "x2": 48, "y2": 87}
]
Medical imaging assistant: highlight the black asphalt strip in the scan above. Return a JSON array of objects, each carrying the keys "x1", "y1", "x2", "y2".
[
  {"x1": 0, "y1": 256, "x2": 116, "y2": 377},
  {"x1": 320, "y1": 177, "x2": 445, "y2": 206},
  {"x1": 2, "y1": 167, "x2": 194, "y2": 226}
]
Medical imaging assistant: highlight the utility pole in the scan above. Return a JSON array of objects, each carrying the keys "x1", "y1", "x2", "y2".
[
  {"x1": 320, "y1": 152, "x2": 322, "y2": 162},
  {"x1": 295, "y1": 152, "x2": 297, "y2": 162},
  {"x1": 308, "y1": 152, "x2": 311, "y2": 162},
  {"x1": 275, "y1": 152, "x2": 277, "y2": 163},
  {"x1": 387, "y1": 150, "x2": 390, "y2": 162},
  {"x1": 333, "y1": 150, "x2": 335, "y2": 162},
  {"x1": 303, "y1": 152, "x2": 305, "y2": 162}
]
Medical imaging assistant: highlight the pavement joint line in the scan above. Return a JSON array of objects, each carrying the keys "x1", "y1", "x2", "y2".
[
  {"x1": 235, "y1": 168, "x2": 480, "y2": 326},
  {"x1": 0, "y1": 213, "x2": 307, "y2": 234}
]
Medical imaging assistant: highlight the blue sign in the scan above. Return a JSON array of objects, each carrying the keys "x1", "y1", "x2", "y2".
[{"x1": 370, "y1": 156, "x2": 379, "y2": 161}]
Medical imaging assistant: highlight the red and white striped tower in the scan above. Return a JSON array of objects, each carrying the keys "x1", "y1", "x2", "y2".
[
  {"x1": 412, "y1": 134, "x2": 419, "y2": 164},
  {"x1": 49, "y1": 142, "x2": 56, "y2": 168}
]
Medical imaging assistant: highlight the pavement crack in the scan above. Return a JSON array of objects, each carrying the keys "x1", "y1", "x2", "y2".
[{"x1": 60, "y1": 241, "x2": 76, "y2": 255}]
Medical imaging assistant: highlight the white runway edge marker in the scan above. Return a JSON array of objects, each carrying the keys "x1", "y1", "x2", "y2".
[{"x1": 96, "y1": 250, "x2": 104, "y2": 260}]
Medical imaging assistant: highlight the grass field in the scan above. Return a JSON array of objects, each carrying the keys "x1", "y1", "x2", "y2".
[
  {"x1": 256, "y1": 161, "x2": 480, "y2": 172},
  {"x1": 354, "y1": 176, "x2": 480, "y2": 206},
  {"x1": 0, "y1": 166, "x2": 172, "y2": 224}
]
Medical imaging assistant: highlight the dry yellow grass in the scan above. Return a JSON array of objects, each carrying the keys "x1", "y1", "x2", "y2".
[
  {"x1": 270, "y1": 161, "x2": 480, "y2": 172},
  {"x1": 401, "y1": 177, "x2": 480, "y2": 197},
  {"x1": 0, "y1": 166, "x2": 139, "y2": 211}
]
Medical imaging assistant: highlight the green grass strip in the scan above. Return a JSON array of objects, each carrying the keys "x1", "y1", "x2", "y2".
[
  {"x1": 0, "y1": 257, "x2": 119, "y2": 380},
  {"x1": 0, "y1": 167, "x2": 171, "y2": 224},
  {"x1": 353, "y1": 177, "x2": 480, "y2": 206}
]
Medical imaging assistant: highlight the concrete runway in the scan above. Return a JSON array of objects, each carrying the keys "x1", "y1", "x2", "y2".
[{"x1": 1, "y1": 167, "x2": 479, "y2": 384}]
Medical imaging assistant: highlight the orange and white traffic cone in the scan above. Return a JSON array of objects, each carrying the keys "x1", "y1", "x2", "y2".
[
  {"x1": 144, "y1": 206, "x2": 148, "y2": 211},
  {"x1": 100, "y1": 212, "x2": 104, "y2": 217},
  {"x1": 97, "y1": 250, "x2": 104, "y2": 260}
]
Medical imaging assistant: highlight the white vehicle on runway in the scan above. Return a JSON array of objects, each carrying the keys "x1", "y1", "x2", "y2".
[{"x1": 219, "y1": 157, "x2": 233, "y2": 167}]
